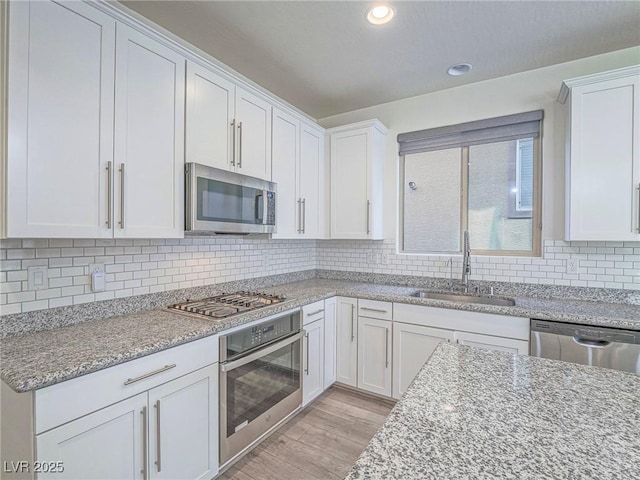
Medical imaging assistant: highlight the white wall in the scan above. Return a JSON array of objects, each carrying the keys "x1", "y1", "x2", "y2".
[{"x1": 319, "y1": 46, "x2": 640, "y2": 242}]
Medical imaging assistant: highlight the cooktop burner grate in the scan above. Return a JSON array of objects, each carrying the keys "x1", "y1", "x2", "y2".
[{"x1": 168, "y1": 291, "x2": 286, "y2": 319}]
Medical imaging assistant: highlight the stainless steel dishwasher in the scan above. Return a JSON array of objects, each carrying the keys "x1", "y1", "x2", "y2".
[{"x1": 530, "y1": 319, "x2": 640, "y2": 375}]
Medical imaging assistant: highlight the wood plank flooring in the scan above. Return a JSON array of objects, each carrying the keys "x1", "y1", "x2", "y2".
[{"x1": 219, "y1": 387, "x2": 395, "y2": 480}]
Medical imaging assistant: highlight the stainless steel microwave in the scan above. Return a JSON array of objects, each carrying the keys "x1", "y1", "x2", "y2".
[{"x1": 185, "y1": 163, "x2": 276, "y2": 234}]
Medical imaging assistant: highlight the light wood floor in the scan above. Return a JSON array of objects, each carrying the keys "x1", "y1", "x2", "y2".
[{"x1": 219, "y1": 386, "x2": 396, "y2": 480}]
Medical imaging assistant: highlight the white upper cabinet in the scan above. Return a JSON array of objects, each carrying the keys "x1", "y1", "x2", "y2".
[
  {"x1": 185, "y1": 61, "x2": 235, "y2": 171},
  {"x1": 272, "y1": 108, "x2": 300, "y2": 237},
  {"x1": 329, "y1": 120, "x2": 387, "y2": 239},
  {"x1": 560, "y1": 66, "x2": 640, "y2": 241},
  {"x1": 114, "y1": 24, "x2": 185, "y2": 239},
  {"x1": 272, "y1": 108, "x2": 325, "y2": 239},
  {"x1": 6, "y1": 1, "x2": 185, "y2": 239},
  {"x1": 299, "y1": 122, "x2": 325, "y2": 238},
  {"x1": 235, "y1": 87, "x2": 272, "y2": 180},
  {"x1": 185, "y1": 66, "x2": 272, "y2": 181},
  {"x1": 7, "y1": 0, "x2": 116, "y2": 238}
]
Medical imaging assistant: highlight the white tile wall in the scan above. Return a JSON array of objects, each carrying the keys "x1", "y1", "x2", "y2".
[
  {"x1": 317, "y1": 239, "x2": 640, "y2": 290},
  {"x1": 2, "y1": 237, "x2": 639, "y2": 315},
  {"x1": 0, "y1": 238, "x2": 316, "y2": 315}
]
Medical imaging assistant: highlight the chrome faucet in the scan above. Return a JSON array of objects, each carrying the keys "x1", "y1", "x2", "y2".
[{"x1": 461, "y1": 230, "x2": 471, "y2": 293}]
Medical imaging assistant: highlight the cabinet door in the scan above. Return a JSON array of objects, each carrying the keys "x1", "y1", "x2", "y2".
[
  {"x1": 235, "y1": 87, "x2": 272, "y2": 180},
  {"x1": 393, "y1": 323, "x2": 453, "y2": 399},
  {"x1": 357, "y1": 317, "x2": 392, "y2": 397},
  {"x1": 454, "y1": 331, "x2": 528, "y2": 355},
  {"x1": 148, "y1": 365, "x2": 218, "y2": 480},
  {"x1": 303, "y1": 319, "x2": 325, "y2": 407},
  {"x1": 331, "y1": 129, "x2": 370, "y2": 239},
  {"x1": 299, "y1": 123, "x2": 324, "y2": 238},
  {"x1": 186, "y1": 61, "x2": 235, "y2": 171},
  {"x1": 271, "y1": 108, "x2": 300, "y2": 238},
  {"x1": 335, "y1": 297, "x2": 358, "y2": 387},
  {"x1": 323, "y1": 297, "x2": 337, "y2": 389},
  {"x1": 567, "y1": 73, "x2": 640, "y2": 241},
  {"x1": 36, "y1": 393, "x2": 147, "y2": 480},
  {"x1": 7, "y1": 0, "x2": 115, "y2": 238},
  {"x1": 114, "y1": 24, "x2": 185, "y2": 239}
]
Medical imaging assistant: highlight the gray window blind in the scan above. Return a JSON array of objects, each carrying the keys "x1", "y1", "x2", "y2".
[{"x1": 397, "y1": 110, "x2": 543, "y2": 156}]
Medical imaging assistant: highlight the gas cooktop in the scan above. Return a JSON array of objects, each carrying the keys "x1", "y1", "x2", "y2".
[{"x1": 168, "y1": 291, "x2": 286, "y2": 319}]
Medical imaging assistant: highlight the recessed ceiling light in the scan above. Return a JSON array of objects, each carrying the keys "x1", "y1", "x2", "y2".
[
  {"x1": 447, "y1": 63, "x2": 473, "y2": 76},
  {"x1": 366, "y1": 4, "x2": 395, "y2": 25}
]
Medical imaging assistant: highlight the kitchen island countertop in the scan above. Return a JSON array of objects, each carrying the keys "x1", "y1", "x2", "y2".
[{"x1": 346, "y1": 342, "x2": 640, "y2": 480}]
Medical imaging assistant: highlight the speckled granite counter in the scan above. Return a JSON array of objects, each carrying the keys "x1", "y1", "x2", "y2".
[
  {"x1": 346, "y1": 343, "x2": 640, "y2": 480},
  {"x1": 2, "y1": 278, "x2": 640, "y2": 393}
]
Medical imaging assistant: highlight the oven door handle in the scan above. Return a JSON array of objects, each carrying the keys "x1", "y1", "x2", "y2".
[{"x1": 220, "y1": 331, "x2": 304, "y2": 373}]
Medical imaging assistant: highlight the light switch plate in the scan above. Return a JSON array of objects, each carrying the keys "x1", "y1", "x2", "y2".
[{"x1": 28, "y1": 266, "x2": 49, "y2": 291}]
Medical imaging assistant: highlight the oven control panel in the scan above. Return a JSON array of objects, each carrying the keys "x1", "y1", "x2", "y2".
[{"x1": 222, "y1": 310, "x2": 302, "y2": 361}]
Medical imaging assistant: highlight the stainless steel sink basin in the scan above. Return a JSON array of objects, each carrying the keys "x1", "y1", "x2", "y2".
[{"x1": 411, "y1": 291, "x2": 516, "y2": 307}]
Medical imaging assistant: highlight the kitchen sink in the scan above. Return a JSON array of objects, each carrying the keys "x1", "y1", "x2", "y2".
[{"x1": 411, "y1": 291, "x2": 516, "y2": 307}]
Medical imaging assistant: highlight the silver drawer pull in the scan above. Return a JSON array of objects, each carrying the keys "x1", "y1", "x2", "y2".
[
  {"x1": 360, "y1": 307, "x2": 388, "y2": 313},
  {"x1": 124, "y1": 364, "x2": 176, "y2": 386},
  {"x1": 306, "y1": 309, "x2": 324, "y2": 316}
]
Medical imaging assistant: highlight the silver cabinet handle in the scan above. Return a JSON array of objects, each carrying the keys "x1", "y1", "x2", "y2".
[
  {"x1": 237, "y1": 121, "x2": 243, "y2": 168},
  {"x1": 297, "y1": 198, "x2": 302, "y2": 233},
  {"x1": 306, "y1": 309, "x2": 324, "y2": 316},
  {"x1": 302, "y1": 198, "x2": 306, "y2": 234},
  {"x1": 304, "y1": 332, "x2": 310, "y2": 375},
  {"x1": 230, "y1": 119, "x2": 236, "y2": 166},
  {"x1": 106, "y1": 161, "x2": 112, "y2": 229},
  {"x1": 154, "y1": 400, "x2": 162, "y2": 472},
  {"x1": 385, "y1": 327, "x2": 389, "y2": 368},
  {"x1": 124, "y1": 364, "x2": 176, "y2": 386},
  {"x1": 119, "y1": 163, "x2": 125, "y2": 229},
  {"x1": 351, "y1": 304, "x2": 355, "y2": 341},
  {"x1": 366, "y1": 200, "x2": 371, "y2": 235},
  {"x1": 637, "y1": 184, "x2": 640, "y2": 233},
  {"x1": 141, "y1": 406, "x2": 148, "y2": 480},
  {"x1": 360, "y1": 307, "x2": 388, "y2": 314}
]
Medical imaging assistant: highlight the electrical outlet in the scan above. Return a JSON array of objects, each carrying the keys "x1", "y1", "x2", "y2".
[
  {"x1": 566, "y1": 258, "x2": 578, "y2": 274},
  {"x1": 89, "y1": 263, "x2": 105, "y2": 274}
]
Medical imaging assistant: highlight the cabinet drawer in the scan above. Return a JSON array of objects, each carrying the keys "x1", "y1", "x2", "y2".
[
  {"x1": 358, "y1": 299, "x2": 392, "y2": 321},
  {"x1": 302, "y1": 300, "x2": 325, "y2": 326},
  {"x1": 35, "y1": 335, "x2": 218, "y2": 434}
]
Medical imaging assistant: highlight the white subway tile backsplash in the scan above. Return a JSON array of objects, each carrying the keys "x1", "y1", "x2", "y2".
[{"x1": 2, "y1": 237, "x2": 639, "y2": 316}]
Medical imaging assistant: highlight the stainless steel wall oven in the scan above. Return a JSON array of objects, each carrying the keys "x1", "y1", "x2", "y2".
[{"x1": 219, "y1": 309, "x2": 302, "y2": 464}]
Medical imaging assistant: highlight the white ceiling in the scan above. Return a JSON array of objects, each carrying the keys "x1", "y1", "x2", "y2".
[{"x1": 122, "y1": 1, "x2": 640, "y2": 119}]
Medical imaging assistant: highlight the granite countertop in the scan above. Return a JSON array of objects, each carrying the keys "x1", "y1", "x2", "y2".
[
  {"x1": 346, "y1": 343, "x2": 640, "y2": 480},
  {"x1": 2, "y1": 278, "x2": 640, "y2": 393}
]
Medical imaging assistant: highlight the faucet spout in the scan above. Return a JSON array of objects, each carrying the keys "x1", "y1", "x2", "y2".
[{"x1": 461, "y1": 231, "x2": 471, "y2": 292}]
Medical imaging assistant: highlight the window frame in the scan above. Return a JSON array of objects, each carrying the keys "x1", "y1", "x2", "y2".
[{"x1": 398, "y1": 136, "x2": 542, "y2": 257}]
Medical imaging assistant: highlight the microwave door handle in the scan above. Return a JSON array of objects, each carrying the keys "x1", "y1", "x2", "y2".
[
  {"x1": 263, "y1": 190, "x2": 269, "y2": 225},
  {"x1": 255, "y1": 193, "x2": 264, "y2": 223}
]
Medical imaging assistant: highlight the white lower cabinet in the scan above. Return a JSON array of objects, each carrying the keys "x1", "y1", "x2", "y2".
[
  {"x1": 454, "y1": 331, "x2": 528, "y2": 355},
  {"x1": 335, "y1": 297, "x2": 358, "y2": 387},
  {"x1": 323, "y1": 297, "x2": 337, "y2": 389},
  {"x1": 36, "y1": 365, "x2": 218, "y2": 480},
  {"x1": 36, "y1": 393, "x2": 146, "y2": 480},
  {"x1": 302, "y1": 318, "x2": 325, "y2": 407},
  {"x1": 392, "y1": 323, "x2": 454, "y2": 400},
  {"x1": 147, "y1": 367, "x2": 218, "y2": 480},
  {"x1": 357, "y1": 317, "x2": 392, "y2": 397}
]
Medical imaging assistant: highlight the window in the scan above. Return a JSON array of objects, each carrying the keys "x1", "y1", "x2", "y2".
[{"x1": 399, "y1": 111, "x2": 542, "y2": 256}]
